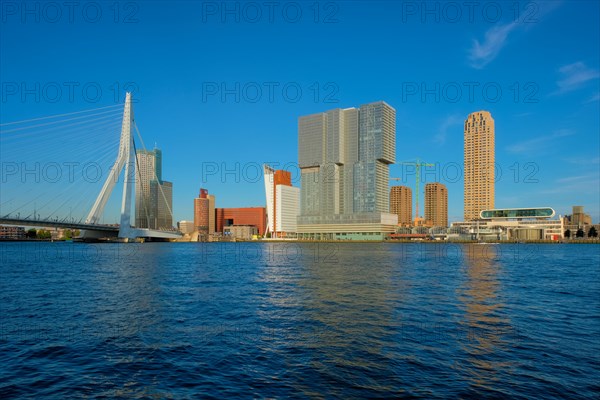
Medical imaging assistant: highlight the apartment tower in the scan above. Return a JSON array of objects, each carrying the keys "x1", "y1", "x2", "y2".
[
  {"x1": 425, "y1": 182, "x2": 448, "y2": 227},
  {"x1": 464, "y1": 111, "x2": 494, "y2": 221},
  {"x1": 390, "y1": 186, "x2": 412, "y2": 226}
]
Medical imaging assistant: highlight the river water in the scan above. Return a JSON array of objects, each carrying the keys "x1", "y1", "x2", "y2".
[{"x1": 1, "y1": 242, "x2": 598, "y2": 398}]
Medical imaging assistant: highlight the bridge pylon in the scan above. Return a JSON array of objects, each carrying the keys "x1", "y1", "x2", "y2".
[{"x1": 84, "y1": 92, "x2": 135, "y2": 239}]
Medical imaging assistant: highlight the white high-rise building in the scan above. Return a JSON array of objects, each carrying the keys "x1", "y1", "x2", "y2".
[{"x1": 263, "y1": 165, "x2": 299, "y2": 238}]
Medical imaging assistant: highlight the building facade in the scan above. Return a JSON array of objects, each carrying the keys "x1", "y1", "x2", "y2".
[
  {"x1": 215, "y1": 207, "x2": 266, "y2": 236},
  {"x1": 425, "y1": 182, "x2": 448, "y2": 227},
  {"x1": 223, "y1": 225, "x2": 258, "y2": 240},
  {"x1": 194, "y1": 188, "x2": 215, "y2": 240},
  {"x1": 569, "y1": 205, "x2": 592, "y2": 226},
  {"x1": 464, "y1": 111, "x2": 495, "y2": 221},
  {"x1": 135, "y1": 147, "x2": 173, "y2": 229},
  {"x1": 177, "y1": 220, "x2": 195, "y2": 235},
  {"x1": 297, "y1": 101, "x2": 398, "y2": 240},
  {"x1": 390, "y1": 186, "x2": 412, "y2": 226},
  {"x1": 264, "y1": 165, "x2": 300, "y2": 237},
  {"x1": 151, "y1": 180, "x2": 173, "y2": 229},
  {"x1": 0, "y1": 225, "x2": 26, "y2": 240},
  {"x1": 451, "y1": 207, "x2": 563, "y2": 241}
]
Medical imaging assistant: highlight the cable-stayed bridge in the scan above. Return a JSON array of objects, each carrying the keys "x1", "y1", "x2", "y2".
[{"x1": 0, "y1": 93, "x2": 180, "y2": 241}]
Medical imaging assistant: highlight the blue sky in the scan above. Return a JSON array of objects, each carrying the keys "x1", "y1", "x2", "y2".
[{"x1": 1, "y1": 0, "x2": 599, "y2": 223}]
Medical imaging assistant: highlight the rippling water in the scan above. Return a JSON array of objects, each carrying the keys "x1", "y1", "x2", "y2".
[{"x1": 1, "y1": 242, "x2": 599, "y2": 398}]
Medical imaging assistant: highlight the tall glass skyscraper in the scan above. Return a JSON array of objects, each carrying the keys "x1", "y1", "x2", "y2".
[
  {"x1": 135, "y1": 147, "x2": 173, "y2": 229},
  {"x1": 297, "y1": 101, "x2": 398, "y2": 240}
]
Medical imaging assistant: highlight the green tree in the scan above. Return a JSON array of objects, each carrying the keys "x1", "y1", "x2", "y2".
[
  {"x1": 564, "y1": 229, "x2": 571, "y2": 238},
  {"x1": 26, "y1": 228, "x2": 37, "y2": 239},
  {"x1": 36, "y1": 229, "x2": 51, "y2": 239},
  {"x1": 576, "y1": 228, "x2": 585, "y2": 238},
  {"x1": 588, "y1": 226, "x2": 598, "y2": 238},
  {"x1": 64, "y1": 229, "x2": 72, "y2": 239}
]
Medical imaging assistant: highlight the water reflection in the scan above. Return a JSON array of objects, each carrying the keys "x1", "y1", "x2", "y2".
[
  {"x1": 457, "y1": 244, "x2": 513, "y2": 392},
  {"x1": 256, "y1": 243, "x2": 401, "y2": 394}
]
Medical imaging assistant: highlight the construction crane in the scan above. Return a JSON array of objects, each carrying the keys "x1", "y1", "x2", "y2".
[{"x1": 391, "y1": 158, "x2": 435, "y2": 223}]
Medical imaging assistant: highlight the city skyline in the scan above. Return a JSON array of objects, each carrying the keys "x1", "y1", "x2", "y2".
[
  {"x1": 2, "y1": 2, "x2": 599, "y2": 398},
  {"x1": 1, "y1": 1, "x2": 598, "y2": 224}
]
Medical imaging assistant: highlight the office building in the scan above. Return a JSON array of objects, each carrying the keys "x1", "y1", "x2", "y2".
[
  {"x1": 569, "y1": 205, "x2": 592, "y2": 226},
  {"x1": 425, "y1": 182, "x2": 448, "y2": 227},
  {"x1": 264, "y1": 165, "x2": 300, "y2": 237},
  {"x1": 151, "y1": 180, "x2": 173, "y2": 229},
  {"x1": 224, "y1": 225, "x2": 259, "y2": 240},
  {"x1": 451, "y1": 207, "x2": 563, "y2": 240},
  {"x1": 297, "y1": 101, "x2": 398, "y2": 240},
  {"x1": 464, "y1": 111, "x2": 494, "y2": 221},
  {"x1": 194, "y1": 188, "x2": 216, "y2": 240},
  {"x1": 215, "y1": 207, "x2": 266, "y2": 236},
  {"x1": 0, "y1": 225, "x2": 26, "y2": 240},
  {"x1": 177, "y1": 220, "x2": 195, "y2": 235},
  {"x1": 135, "y1": 147, "x2": 173, "y2": 229},
  {"x1": 390, "y1": 186, "x2": 412, "y2": 226}
]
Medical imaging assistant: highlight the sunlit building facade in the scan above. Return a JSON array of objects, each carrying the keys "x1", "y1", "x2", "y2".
[
  {"x1": 135, "y1": 147, "x2": 173, "y2": 229},
  {"x1": 464, "y1": 111, "x2": 494, "y2": 221},
  {"x1": 390, "y1": 186, "x2": 412, "y2": 226},
  {"x1": 194, "y1": 188, "x2": 215, "y2": 240},
  {"x1": 264, "y1": 165, "x2": 300, "y2": 237},
  {"x1": 215, "y1": 207, "x2": 266, "y2": 236},
  {"x1": 297, "y1": 101, "x2": 398, "y2": 240},
  {"x1": 425, "y1": 182, "x2": 448, "y2": 227}
]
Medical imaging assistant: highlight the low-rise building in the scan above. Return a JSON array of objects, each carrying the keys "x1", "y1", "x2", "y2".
[
  {"x1": 0, "y1": 225, "x2": 26, "y2": 240},
  {"x1": 223, "y1": 225, "x2": 258, "y2": 240},
  {"x1": 450, "y1": 207, "x2": 563, "y2": 241},
  {"x1": 177, "y1": 220, "x2": 195, "y2": 235},
  {"x1": 216, "y1": 207, "x2": 266, "y2": 236}
]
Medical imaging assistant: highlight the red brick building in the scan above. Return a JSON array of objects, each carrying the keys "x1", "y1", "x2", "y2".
[
  {"x1": 194, "y1": 188, "x2": 209, "y2": 233},
  {"x1": 215, "y1": 207, "x2": 267, "y2": 236}
]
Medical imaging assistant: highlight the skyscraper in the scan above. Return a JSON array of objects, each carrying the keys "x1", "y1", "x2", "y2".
[
  {"x1": 297, "y1": 101, "x2": 398, "y2": 240},
  {"x1": 135, "y1": 147, "x2": 173, "y2": 229},
  {"x1": 390, "y1": 186, "x2": 412, "y2": 226},
  {"x1": 464, "y1": 111, "x2": 494, "y2": 221},
  {"x1": 425, "y1": 182, "x2": 448, "y2": 227},
  {"x1": 151, "y1": 180, "x2": 173, "y2": 229}
]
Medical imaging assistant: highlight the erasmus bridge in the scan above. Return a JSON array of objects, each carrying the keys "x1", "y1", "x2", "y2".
[{"x1": 0, "y1": 93, "x2": 180, "y2": 241}]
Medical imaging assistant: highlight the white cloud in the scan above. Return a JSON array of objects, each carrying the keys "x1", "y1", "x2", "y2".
[
  {"x1": 506, "y1": 129, "x2": 575, "y2": 154},
  {"x1": 585, "y1": 92, "x2": 600, "y2": 103},
  {"x1": 552, "y1": 62, "x2": 600, "y2": 95},
  {"x1": 468, "y1": 22, "x2": 518, "y2": 69},
  {"x1": 563, "y1": 156, "x2": 600, "y2": 165},
  {"x1": 468, "y1": 1, "x2": 562, "y2": 69},
  {"x1": 433, "y1": 114, "x2": 463, "y2": 145}
]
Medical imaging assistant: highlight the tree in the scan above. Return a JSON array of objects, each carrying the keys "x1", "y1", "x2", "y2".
[
  {"x1": 576, "y1": 228, "x2": 585, "y2": 238},
  {"x1": 564, "y1": 229, "x2": 571, "y2": 238},
  {"x1": 588, "y1": 226, "x2": 598, "y2": 238},
  {"x1": 36, "y1": 229, "x2": 51, "y2": 239},
  {"x1": 26, "y1": 228, "x2": 37, "y2": 239}
]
